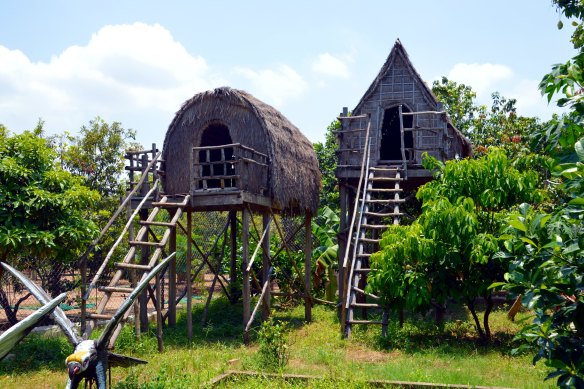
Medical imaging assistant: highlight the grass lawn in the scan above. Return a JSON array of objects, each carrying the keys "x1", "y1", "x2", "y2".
[{"x1": 0, "y1": 298, "x2": 553, "y2": 388}]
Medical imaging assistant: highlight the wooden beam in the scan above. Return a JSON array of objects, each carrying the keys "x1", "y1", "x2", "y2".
[
  {"x1": 242, "y1": 207, "x2": 250, "y2": 344},
  {"x1": 304, "y1": 212, "x2": 312, "y2": 322},
  {"x1": 229, "y1": 211, "x2": 238, "y2": 302},
  {"x1": 168, "y1": 213, "x2": 177, "y2": 328},
  {"x1": 187, "y1": 210, "x2": 193, "y2": 342},
  {"x1": 262, "y1": 213, "x2": 271, "y2": 320}
]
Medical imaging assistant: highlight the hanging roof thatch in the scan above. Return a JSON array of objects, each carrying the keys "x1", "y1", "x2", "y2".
[
  {"x1": 162, "y1": 87, "x2": 321, "y2": 216},
  {"x1": 354, "y1": 39, "x2": 472, "y2": 156}
]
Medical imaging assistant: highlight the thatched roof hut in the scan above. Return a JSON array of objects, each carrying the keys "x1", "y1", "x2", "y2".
[
  {"x1": 162, "y1": 87, "x2": 320, "y2": 216},
  {"x1": 352, "y1": 39, "x2": 471, "y2": 162}
]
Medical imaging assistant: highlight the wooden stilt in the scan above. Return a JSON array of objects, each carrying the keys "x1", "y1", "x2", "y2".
[
  {"x1": 186, "y1": 210, "x2": 193, "y2": 342},
  {"x1": 168, "y1": 216, "x2": 177, "y2": 327},
  {"x1": 229, "y1": 210, "x2": 238, "y2": 303},
  {"x1": 156, "y1": 272, "x2": 163, "y2": 352},
  {"x1": 128, "y1": 204, "x2": 140, "y2": 339},
  {"x1": 338, "y1": 185, "x2": 348, "y2": 312},
  {"x1": 304, "y1": 212, "x2": 312, "y2": 322},
  {"x1": 262, "y1": 213, "x2": 271, "y2": 320},
  {"x1": 242, "y1": 207, "x2": 251, "y2": 344},
  {"x1": 139, "y1": 208, "x2": 149, "y2": 333}
]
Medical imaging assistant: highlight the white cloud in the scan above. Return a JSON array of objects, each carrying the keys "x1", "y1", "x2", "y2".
[
  {"x1": 312, "y1": 53, "x2": 350, "y2": 78},
  {"x1": 443, "y1": 62, "x2": 564, "y2": 120},
  {"x1": 235, "y1": 64, "x2": 308, "y2": 107},
  {"x1": 0, "y1": 23, "x2": 224, "y2": 142},
  {"x1": 447, "y1": 63, "x2": 513, "y2": 96}
]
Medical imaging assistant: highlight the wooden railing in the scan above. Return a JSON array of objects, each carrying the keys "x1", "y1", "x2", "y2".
[{"x1": 191, "y1": 143, "x2": 269, "y2": 195}]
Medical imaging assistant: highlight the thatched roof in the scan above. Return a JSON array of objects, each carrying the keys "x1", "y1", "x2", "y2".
[
  {"x1": 354, "y1": 39, "x2": 472, "y2": 156},
  {"x1": 162, "y1": 87, "x2": 321, "y2": 216}
]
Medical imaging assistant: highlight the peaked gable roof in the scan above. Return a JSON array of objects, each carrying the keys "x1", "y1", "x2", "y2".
[{"x1": 353, "y1": 39, "x2": 439, "y2": 113}]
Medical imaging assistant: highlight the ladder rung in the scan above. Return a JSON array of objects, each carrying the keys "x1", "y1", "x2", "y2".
[
  {"x1": 86, "y1": 313, "x2": 114, "y2": 320},
  {"x1": 115, "y1": 263, "x2": 153, "y2": 271},
  {"x1": 359, "y1": 238, "x2": 380, "y2": 243},
  {"x1": 365, "y1": 211, "x2": 404, "y2": 217},
  {"x1": 357, "y1": 253, "x2": 371, "y2": 258},
  {"x1": 370, "y1": 167, "x2": 400, "y2": 172},
  {"x1": 129, "y1": 240, "x2": 165, "y2": 247},
  {"x1": 369, "y1": 177, "x2": 402, "y2": 181},
  {"x1": 362, "y1": 224, "x2": 388, "y2": 229},
  {"x1": 347, "y1": 319, "x2": 383, "y2": 325},
  {"x1": 139, "y1": 220, "x2": 175, "y2": 227},
  {"x1": 368, "y1": 188, "x2": 402, "y2": 193},
  {"x1": 99, "y1": 286, "x2": 134, "y2": 293},
  {"x1": 366, "y1": 199, "x2": 405, "y2": 204},
  {"x1": 350, "y1": 302, "x2": 380, "y2": 308},
  {"x1": 355, "y1": 268, "x2": 371, "y2": 273},
  {"x1": 151, "y1": 202, "x2": 185, "y2": 208}
]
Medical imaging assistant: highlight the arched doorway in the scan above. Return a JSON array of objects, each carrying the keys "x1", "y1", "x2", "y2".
[
  {"x1": 198, "y1": 123, "x2": 235, "y2": 188},
  {"x1": 380, "y1": 106, "x2": 413, "y2": 162}
]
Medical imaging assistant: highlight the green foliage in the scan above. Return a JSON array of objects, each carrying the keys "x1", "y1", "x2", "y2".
[
  {"x1": 312, "y1": 206, "x2": 339, "y2": 301},
  {"x1": 62, "y1": 116, "x2": 136, "y2": 198},
  {"x1": 432, "y1": 76, "x2": 477, "y2": 135},
  {"x1": 368, "y1": 150, "x2": 541, "y2": 340},
  {"x1": 0, "y1": 130, "x2": 99, "y2": 263},
  {"x1": 313, "y1": 120, "x2": 340, "y2": 212},
  {"x1": 0, "y1": 128, "x2": 100, "y2": 322},
  {"x1": 257, "y1": 317, "x2": 290, "y2": 370},
  {"x1": 554, "y1": 0, "x2": 584, "y2": 49}
]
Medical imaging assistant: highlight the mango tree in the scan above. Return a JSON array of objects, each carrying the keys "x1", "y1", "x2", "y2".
[{"x1": 368, "y1": 150, "x2": 541, "y2": 340}]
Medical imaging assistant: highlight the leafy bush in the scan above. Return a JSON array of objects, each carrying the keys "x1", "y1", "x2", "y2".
[{"x1": 256, "y1": 318, "x2": 290, "y2": 370}]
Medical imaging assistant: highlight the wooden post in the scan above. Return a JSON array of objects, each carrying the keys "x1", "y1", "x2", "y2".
[
  {"x1": 168, "y1": 214, "x2": 177, "y2": 328},
  {"x1": 229, "y1": 210, "x2": 238, "y2": 302},
  {"x1": 338, "y1": 184, "x2": 348, "y2": 309},
  {"x1": 186, "y1": 210, "x2": 193, "y2": 342},
  {"x1": 156, "y1": 273, "x2": 164, "y2": 352},
  {"x1": 127, "y1": 203, "x2": 140, "y2": 339},
  {"x1": 262, "y1": 213, "x2": 271, "y2": 320},
  {"x1": 139, "y1": 208, "x2": 149, "y2": 333},
  {"x1": 80, "y1": 256, "x2": 87, "y2": 336},
  {"x1": 242, "y1": 207, "x2": 250, "y2": 344},
  {"x1": 304, "y1": 212, "x2": 312, "y2": 322}
]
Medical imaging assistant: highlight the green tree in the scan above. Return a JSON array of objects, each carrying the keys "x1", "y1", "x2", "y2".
[
  {"x1": 432, "y1": 76, "x2": 478, "y2": 135},
  {"x1": 63, "y1": 116, "x2": 137, "y2": 198},
  {"x1": 368, "y1": 150, "x2": 541, "y2": 340},
  {"x1": 0, "y1": 129, "x2": 99, "y2": 323},
  {"x1": 313, "y1": 120, "x2": 340, "y2": 212}
]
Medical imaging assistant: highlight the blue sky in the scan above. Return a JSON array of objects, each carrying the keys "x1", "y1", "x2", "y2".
[{"x1": 0, "y1": 1, "x2": 577, "y2": 146}]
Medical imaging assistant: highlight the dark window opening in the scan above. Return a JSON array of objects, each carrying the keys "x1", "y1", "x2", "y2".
[
  {"x1": 380, "y1": 106, "x2": 413, "y2": 161},
  {"x1": 198, "y1": 123, "x2": 235, "y2": 189}
]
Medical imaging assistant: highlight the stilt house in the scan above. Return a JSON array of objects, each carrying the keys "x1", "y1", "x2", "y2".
[{"x1": 337, "y1": 40, "x2": 471, "y2": 337}]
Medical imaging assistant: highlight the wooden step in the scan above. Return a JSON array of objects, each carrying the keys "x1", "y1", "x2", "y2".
[
  {"x1": 370, "y1": 167, "x2": 401, "y2": 172},
  {"x1": 129, "y1": 240, "x2": 165, "y2": 247},
  {"x1": 347, "y1": 319, "x2": 383, "y2": 325},
  {"x1": 369, "y1": 177, "x2": 402, "y2": 182},
  {"x1": 350, "y1": 302, "x2": 380, "y2": 308},
  {"x1": 366, "y1": 199, "x2": 405, "y2": 204},
  {"x1": 368, "y1": 188, "x2": 402, "y2": 193},
  {"x1": 139, "y1": 220, "x2": 175, "y2": 227},
  {"x1": 151, "y1": 202, "x2": 186, "y2": 208},
  {"x1": 115, "y1": 263, "x2": 153, "y2": 271},
  {"x1": 359, "y1": 237, "x2": 380, "y2": 243},
  {"x1": 354, "y1": 268, "x2": 371, "y2": 273},
  {"x1": 362, "y1": 224, "x2": 388, "y2": 230},
  {"x1": 365, "y1": 211, "x2": 404, "y2": 217},
  {"x1": 86, "y1": 313, "x2": 114, "y2": 320},
  {"x1": 357, "y1": 253, "x2": 371, "y2": 258},
  {"x1": 99, "y1": 286, "x2": 134, "y2": 293}
]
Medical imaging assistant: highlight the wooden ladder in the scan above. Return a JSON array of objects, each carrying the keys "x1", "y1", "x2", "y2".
[
  {"x1": 344, "y1": 165, "x2": 403, "y2": 337},
  {"x1": 83, "y1": 194, "x2": 190, "y2": 346}
]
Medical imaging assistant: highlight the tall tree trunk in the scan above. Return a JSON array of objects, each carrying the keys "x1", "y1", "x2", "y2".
[
  {"x1": 467, "y1": 298, "x2": 485, "y2": 339},
  {"x1": 483, "y1": 293, "x2": 494, "y2": 341}
]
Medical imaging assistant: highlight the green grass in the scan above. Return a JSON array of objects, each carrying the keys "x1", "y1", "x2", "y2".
[{"x1": 0, "y1": 298, "x2": 553, "y2": 388}]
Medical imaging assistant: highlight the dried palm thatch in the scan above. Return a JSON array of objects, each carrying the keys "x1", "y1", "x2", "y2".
[{"x1": 162, "y1": 87, "x2": 321, "y2": 216}]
